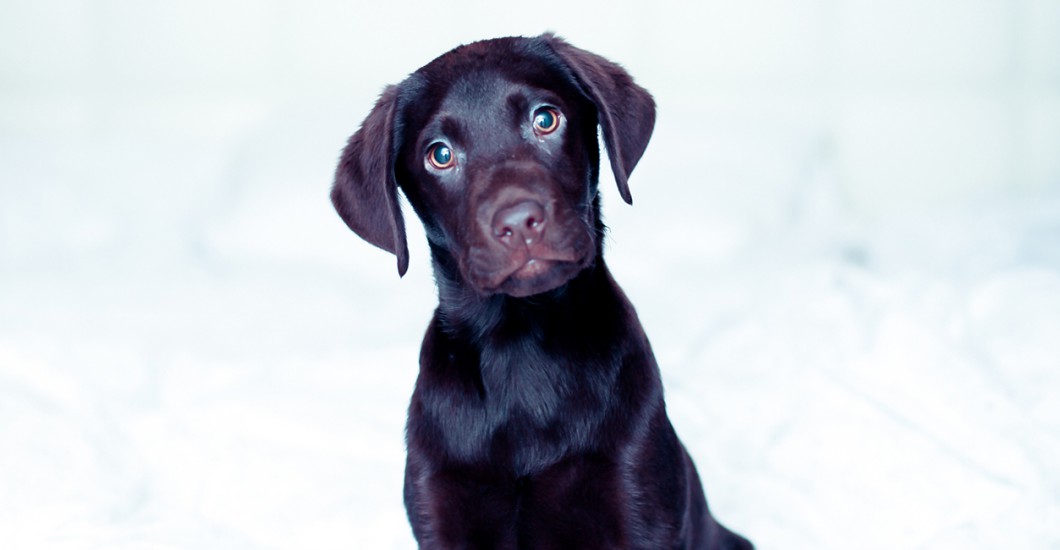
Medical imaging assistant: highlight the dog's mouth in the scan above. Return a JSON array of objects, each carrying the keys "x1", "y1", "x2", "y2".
[
  {"x1": 467, "y1": 246, "x2": 591, "y2": 298},
  {"x1": 512, "y1": 258, "x2": 557, "y2": 280},
  {"x1": 495, "y1": 256, "x2": 586, "y2": 297}
]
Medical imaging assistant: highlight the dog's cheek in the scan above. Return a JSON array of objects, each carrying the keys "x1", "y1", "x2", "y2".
[
  {"x1": 400, "y1": 166, "x2": 454, "y2": 235},
  {"x1": 556, "y1": 122, "x2": 598, "y2": 199},
  {"x1": 423, "y1": 191, "x2": 485, "y2": 280}
]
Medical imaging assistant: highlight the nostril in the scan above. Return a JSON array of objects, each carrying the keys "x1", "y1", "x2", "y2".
[{"x1": 491, "y1": 200, "x2": 547, "y2": 245}]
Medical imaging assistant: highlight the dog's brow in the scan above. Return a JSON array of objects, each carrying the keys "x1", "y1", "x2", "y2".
[
  {"x1": 506, "y1": 91, "x2": 530, "y2": 117},
  {"x1": 438, "y1": 116, "x2": 465, "y2": 142}
]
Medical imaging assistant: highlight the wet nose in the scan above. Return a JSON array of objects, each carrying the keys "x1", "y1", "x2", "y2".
[{"x1": 491, "y1": 200, "x2": 547, "y2": 247}]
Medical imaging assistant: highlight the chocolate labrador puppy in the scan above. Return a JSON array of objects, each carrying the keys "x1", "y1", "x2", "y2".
[{"x1": 332, "y1": 34, "x2": 752, "y2": 549}]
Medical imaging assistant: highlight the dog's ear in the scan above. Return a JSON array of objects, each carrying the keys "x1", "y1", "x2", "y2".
[
  {"x1": 331, "y1": 85, "x2": 410, "y2": 276},
  {"x1": 544, "y1": 34, "x2": 656, "y2": 205}
]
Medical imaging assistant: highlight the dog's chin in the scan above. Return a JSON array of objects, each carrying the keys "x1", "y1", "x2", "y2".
[
  {"x1": 493, "y1": 259, "x2": 586, "y2": 298},
  {"x1": 464, "y1": 238, "x2": 594, "y2": 298}
]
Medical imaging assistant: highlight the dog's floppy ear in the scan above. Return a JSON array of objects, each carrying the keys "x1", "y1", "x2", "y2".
[
  {"x1": 331, "y1": 85, "x2": 410, "y2": 276},
  {"x1": 544, "y1": 34, "x2": 656, "y2": 205}
]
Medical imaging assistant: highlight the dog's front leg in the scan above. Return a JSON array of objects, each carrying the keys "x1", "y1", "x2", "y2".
[{"x1": 404, "y1": 454, "x2": 519, "y2": 549}]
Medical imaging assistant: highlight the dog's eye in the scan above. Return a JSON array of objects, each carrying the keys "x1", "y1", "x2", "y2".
[
  {"x1": 532, "y1": 107, "x2": 560, "y2": 135},
  {"x1": 426, "y1": 143, "x2": 455, "y2": 169}
]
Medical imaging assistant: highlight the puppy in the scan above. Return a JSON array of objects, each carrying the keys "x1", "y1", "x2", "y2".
[{"x1": 332, "y1": 33, "x2": 751, "y2": 550}]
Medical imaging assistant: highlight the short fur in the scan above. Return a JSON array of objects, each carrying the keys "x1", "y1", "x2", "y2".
[{"x1": 332, "y1": 34, "x2": 752, "y2": 549}]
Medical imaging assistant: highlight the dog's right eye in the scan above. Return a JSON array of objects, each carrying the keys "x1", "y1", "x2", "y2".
[
  {"x1": 426, "y1": 143, "x2": 455, "y2": 170},
  {"x1": 532, "y1": 107, "x2": 561, "y2": 135}
]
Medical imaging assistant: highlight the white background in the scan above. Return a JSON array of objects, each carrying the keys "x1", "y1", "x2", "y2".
[{"x1": 2, "y1": 1, "x2": 1059, "y2": 548}]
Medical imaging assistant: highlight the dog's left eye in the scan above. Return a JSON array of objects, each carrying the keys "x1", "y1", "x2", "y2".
[
  {"x1": 532, "y1": 107, "x2": 561, "y2": 135},
  {"x1": 426, "y1": 143, "x2": 455, "y2": 169}
]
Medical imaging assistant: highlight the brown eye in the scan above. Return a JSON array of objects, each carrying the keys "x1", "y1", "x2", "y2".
[
  {"x1": 532, "y1": 107, "x2": 560, "y2": 135},
  {"x1": 427, "y1": 143, "x2": 454, "y2": 169}
]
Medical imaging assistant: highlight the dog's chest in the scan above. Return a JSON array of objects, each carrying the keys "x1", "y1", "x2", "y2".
[
  {"x1": 424, "y1": 334, "x2": 615, "y2": 474},
  {"x1": 482, "y1": 344, "x2": 601, "y2": 466},
  {"x1": 481, "y1": 346, "x2": 567, "y2": 423}
]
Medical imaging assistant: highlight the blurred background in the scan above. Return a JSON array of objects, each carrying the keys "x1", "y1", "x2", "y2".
[{"x1": 2, "y1": 0, "x2": 1059, "y2": 548}]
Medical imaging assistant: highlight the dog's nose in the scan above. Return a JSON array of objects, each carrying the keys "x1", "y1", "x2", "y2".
[{"x1": 491, "y1": 200, "x2": 547, "y2": 246}]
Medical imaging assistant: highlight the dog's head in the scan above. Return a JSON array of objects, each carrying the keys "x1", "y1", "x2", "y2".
[{"x1": 332, "y1": 34, "x2": 655, "y2": 297}]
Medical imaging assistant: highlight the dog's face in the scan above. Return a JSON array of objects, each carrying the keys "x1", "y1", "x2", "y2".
[
  {"x1": 332, "y1": 35, "x2": 655, "y2": 298},
  {"x1": 398, "y1": 61, "x2": 601, "y2": 297}
]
